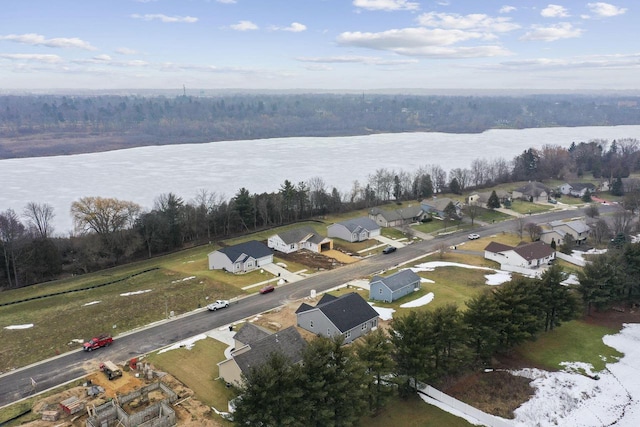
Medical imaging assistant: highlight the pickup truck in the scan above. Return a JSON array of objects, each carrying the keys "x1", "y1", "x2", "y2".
[
  {"x1": 207, "y1": 299, "x2": 230, "y2": 311},
  {"x1": 83, "y1": 334, "x2": 113, "y2": 351}
]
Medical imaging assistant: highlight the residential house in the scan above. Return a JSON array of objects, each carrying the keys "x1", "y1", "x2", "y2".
[
  {"x1": 468, "y1": 190, "x2": 510, "y2": 207},
  {"x1": 484, "y1": 240, "x2": 555, "y2": 269},
  {"x1": 327, "y1": 217, "x2": 381, "y2": 242},
  {"x1": 559, "y1": 182, "x2": 596, "y2": 198},
  {"x1": 267, "y1": 226, "x2": 333, "y2": 254},
  {"x1": 208, "y1": 240, "x2": 273, "y2": 273},
  {"x1": 420, "y1": 197, "x2": 462, "y2": 218},
  {"x1": 541, "y1": 219, "x2": 591, "y2": 245},
  {"x1": 512, "y1": 182, "x2": 551, "y2": 203},
  {"x1": 368, "y1": 205, "x2": 425, "y2": 228},
  {"x1": 217, "y1": 325, "x2": 307, "y2": 386},
  {"x1": 369, "y1": 269, "x2": 421, "y2": 302},
  {"x1": 295, "y1": 292, "x2": 379, "y2": 344}
]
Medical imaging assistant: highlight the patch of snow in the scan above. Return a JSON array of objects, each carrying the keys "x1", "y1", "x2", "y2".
[
  {"x1": 511, "y1": 323, "x2": 640, "y2": 427},
  {"x1": 171, "y1": 276, "x2": 196, "y2": 284},
  {"x1": 158, "y1": 333, "x2": 207, "y2": 354},
  {"x1": 420, "y1": 278, "x2": 435, "y2": 283},
  {"x1": 400, "y1": 292, "x2": 435, "y2": 308},
  {"x1": 120, "y1": 289, "x2": 152, "y2": 296},
  {"x1": 82, "y1": 300, "x2": 101, "y2": 306},
  {"x1": 4, "y1": 324, "x2": 34, "y2": 330},
  {"x1": 571, "y1": 248, "x2": 607, "y2": 262},
  {"x1": 369, "y1": 304, "x2": 395, "y2": 321},
  {"x1": 561, "y1": 273, "x2": 580, "y2": 286},
  {"x1": 485, "y1": 271, "x2": 512, "y2": 285}
]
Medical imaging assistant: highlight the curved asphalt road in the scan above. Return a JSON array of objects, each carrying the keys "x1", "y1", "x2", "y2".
[{"x1": 0, "y1": 205, "x2": 617, "y2": 408}]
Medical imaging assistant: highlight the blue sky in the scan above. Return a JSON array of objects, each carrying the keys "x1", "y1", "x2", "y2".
[{"x1": 0, "y1": 0, "x2": 635, "y2": 91}]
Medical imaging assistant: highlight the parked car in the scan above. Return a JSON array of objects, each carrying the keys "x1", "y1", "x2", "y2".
[
  {"x1": 207, "y1": 299, "x2": 230, "y2": 311},
  {"x1": 259, "y1": 285, "x2": 275, "y2": 294},
  {"x1": 468, "y1": 233, "x2": 480, "y2": 240},
  {"x1": 382, "y1": 246, "x2": 397, "y2": 254}
]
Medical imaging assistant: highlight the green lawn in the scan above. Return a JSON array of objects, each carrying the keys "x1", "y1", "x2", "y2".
[
  {"x1": 360, "y1": 394, "x2": 474, "y2": 427},
  {"x1": 509, "y1": 199, "x2": 553, "y2": 215},
  {"x1": 512, "y1": 320, "x2": 623, "y2": 372}
]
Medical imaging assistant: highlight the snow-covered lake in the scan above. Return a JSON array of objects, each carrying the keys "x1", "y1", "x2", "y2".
[{"x1": 2, "y1": 125, "x2": 639, "y2": 234}]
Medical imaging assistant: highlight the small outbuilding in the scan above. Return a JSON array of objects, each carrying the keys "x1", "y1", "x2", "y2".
[{"x1": 369, "y1": 269, "x2": 421, "y2": 303}]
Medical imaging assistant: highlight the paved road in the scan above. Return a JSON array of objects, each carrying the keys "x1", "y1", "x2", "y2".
[{"x1": 0, "y1": 204, "x2": 617, "y2": 409}]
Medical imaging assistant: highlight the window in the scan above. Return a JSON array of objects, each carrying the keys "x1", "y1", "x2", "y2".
[
  {"x1": 371, "y1": 319, "x2": 377, "y2": 327},
  {"x1": 379, "y1": 288, "x2": 383, "y2": 294},
  {"x1": 345, "y1": 331, "x2": 351, "y2": 339},
  {"x1": 361, "y1": 323, "x2": 367, "y2": 330},
  {"x1": 310, "y1": 321, "x2": 314, "y2": 329}
]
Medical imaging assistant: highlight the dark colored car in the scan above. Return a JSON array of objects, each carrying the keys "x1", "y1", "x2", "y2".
[
  {"x1": 259, "y1": 285, "x2": 275, "y2": 294},
  {"x1": 382, "y1": 246, "x2": 397, "y2": 254}
]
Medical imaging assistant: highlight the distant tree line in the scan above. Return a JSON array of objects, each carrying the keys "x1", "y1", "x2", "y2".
[
  {"x1": 2, "y1": 136, "x2": 640, "y2": 289},
  {"x1": 233, "y1": 264, "x2": 579, "y2": 425},
  {"x1": 1, "y1": 93, "x2": 640, "y2": 158}
]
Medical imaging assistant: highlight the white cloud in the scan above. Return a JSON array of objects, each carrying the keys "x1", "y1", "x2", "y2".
[
  {"x1": 93, "y1": 54, "x2": 112, "y2": 61},
  {"x1": 283, "y1": 22, "x2": 307, "y2": 32},
  {"x1": 499, "y1": 5, "x2": 516, "y2": 14},
  {"x1": 115, "y1": 47, "x2": 139, "y2": 55},
  {"x1": 130, "y1": 14, "x2": 198, "y2": 23},
  {"x1": 337, "y1": 27, "x2": 512, "y2": 58},
  {"x1": 587, "y1": 2, "x2": 627, "y2": 17},
  {"x1": 296, "y1": 55, "x2": 418, "y2": 65},
  {"x1": 217, "y1": 0, "x2": 237, "y2": 3},
  {"x1": 499, "y1": 53, "x2": 640, "y2": 71},
  {"x1": 0, "y1": 33, "x2": 96, "y2": 50},
  {"x1": 230, "y1": 20, "x2": 259, "y2": 31},
  {"x1": 353, "y1": 0, "x2": 420, "y2": 11},
  {"x1": 541, "y1": 4, "x2": 570, "y2": 18},
  {"x1": 417, "y1": 12, "x2": 520, "y2": 32},
  {"x1": 521, "y1": 22, "x2": 583, "y2": 41},
  {"x1": 0, "y1": 53, "x2": 62, "y2": 63}
]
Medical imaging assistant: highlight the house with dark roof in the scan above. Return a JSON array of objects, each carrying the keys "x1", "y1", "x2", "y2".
[
  {"x1": 295, "y1": 292, "x2": 379, "y2": 344},
  {"x1": 207, "y1": 240, "x2": 273, "y2": 273},
  {"x1": 512, "y1": 182, "x2": 551, "y2": 203},
  {"x1": 217, "y1": 325, "x2": 307, "y2": 386},
  {"x1": 559, "y1": 182, "x2": 596, "y2": 198},
  {"x1": 327, "y1": 217, "x2": 381, "y2": 242},
  {"x1": 368, "y1": 205, "x2": 425, "y2": 228},
  {"x1": 420, "y1": 197, "x2": 462, "y2": 218},
  {"x1": 484, "y1": 241, "x2": 555, "y2": 269},
  {"x1": 267, "y1": 226, "x2": 333, "y2": 254},
  {"x1": 369, "y1": 269, "x2": 421, "y2": 302}
]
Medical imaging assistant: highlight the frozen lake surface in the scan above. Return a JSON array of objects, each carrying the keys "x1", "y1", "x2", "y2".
[{"x1": 2, "y1": 125, "x2": 640, "y2": 234}]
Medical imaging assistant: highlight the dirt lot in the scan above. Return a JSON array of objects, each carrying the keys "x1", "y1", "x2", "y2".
[{"x1": 276, "y1": 249, "x2": 348, "y2": 271}]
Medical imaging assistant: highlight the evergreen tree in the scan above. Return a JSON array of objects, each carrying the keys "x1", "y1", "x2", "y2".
[
  {"x1": 493, "y1": 278, "x2": 544, "y2": 349},
  {"x1": 356, "y1": 328, "x2": 396, "y2": 415},
  {"x1": 577, "y1": 254, "x2": 619, "y2": 314},
  {"x1": 486, "y1": 190, "x2": 501, "y2": 209},
  {"x1": 611, "y1": 176, "x2": 624, "y2": 196},
  {"x1": 233, "y1": 352, "x2": 305, "y2": 427},
  {"x1": 390, "y1": 311, "x2": 430, "y2": 394},
  {"x1": 463, "y1": 291, "x2": 502, "y2": 364},
  {"x1": 538, "y1": 264, "x2": 579, "y2": 331},
  {"x1": 449, "y1": 177, "x2": 461, "y2": 195}
]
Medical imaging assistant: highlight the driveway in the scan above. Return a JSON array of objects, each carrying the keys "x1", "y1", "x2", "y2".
[
  {"x1": 260, "y1": 263, "x2": 305, "y2": 283},
  {"x1": 373, "y1": 235, "x2": 407, "y2": 248}
]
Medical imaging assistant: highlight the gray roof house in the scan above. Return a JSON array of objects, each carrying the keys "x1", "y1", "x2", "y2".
[
  {"x1": 512, "y1": 182, "x2": 551, "y2": 203},
  {"x1": 542, "y1": 219, "x2": 591, "y2": 245},
  {"x1": 217, "y1": 325, "x2": 307, "y2": 386},
  {"x1": 559, "y1": 182, "x2": 596, "y2": 198},
  {"x1": 369, "y1": 269, "x2": 421, "y2": 302},
  {"x1": 420, "y1": 197, "x2": 462, "y2": 218},
  {"x1": 468, "y1": 190, "x2": 510, "y2": 207},
  {"x1": 327, "y1": 217, "x2": 381, "y2": 242},
  {"x1": 368, "y1": 205, "x2": 425, "y2": 228},
  {"x1": 208, "y1": 240, "x2": 273, "y2": 273},
  {"x1": 295, "y1": 292, "x2": 379, "y2": 344},
  {"x1": 267, "y1": 226, "x2": 333, "y2": 254}
]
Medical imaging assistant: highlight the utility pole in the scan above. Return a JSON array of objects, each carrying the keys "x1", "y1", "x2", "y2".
[{"x1": 183, "y1": 84, "x2": 186, "y2": 97}]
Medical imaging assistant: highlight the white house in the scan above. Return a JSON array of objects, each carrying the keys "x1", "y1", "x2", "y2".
[
  {"x1": 208, "y1": 240, "x2": 273, "y2": 273},
  {"x1": 512, "y1": 182, "x2": 551, "y2": 203},
  {"x1": 484, "y1": 241, "x2": 555, "y2": 269},
  {"x1": 559, "y1": 182, "x2": 596, "y2": 198},
  {"x1": 267, "y1": 226, "x2": 333, "y2": 254}
]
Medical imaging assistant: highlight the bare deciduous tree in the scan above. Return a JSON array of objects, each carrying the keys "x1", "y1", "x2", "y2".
[
  {"x1": 524, "y1": 222, "x2": 543, "y2": 242},
  {"x1": 23, "y1": 202, "x2": 55, "y2": 239}
]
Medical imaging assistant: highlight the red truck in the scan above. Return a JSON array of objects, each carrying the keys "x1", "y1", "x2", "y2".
[{"x1": 83, "y1": 334, "x2": 113, "y2": 351}]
